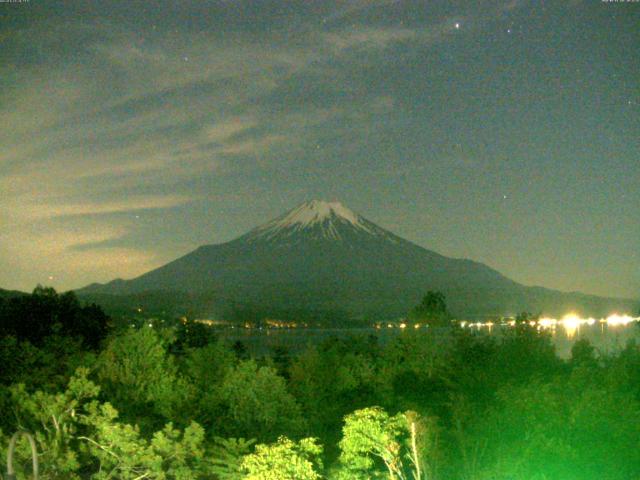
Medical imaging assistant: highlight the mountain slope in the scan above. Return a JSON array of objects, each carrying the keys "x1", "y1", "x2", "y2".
[
  {"x1": 0, "y1": 288, "x2": 27, "y2": 300},
  {"x1": 78, "y1": 200, "x2": 638, "y2": 320}
]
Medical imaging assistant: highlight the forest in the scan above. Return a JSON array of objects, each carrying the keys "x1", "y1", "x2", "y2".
[{"x1": 1, "y1": 287, "x2": 640, "y2": 479}]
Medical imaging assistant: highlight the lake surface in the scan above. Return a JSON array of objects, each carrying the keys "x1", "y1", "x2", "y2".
[
  {"x1": 544, "y1": 321, "x2": 640, "y2": 358},
  {"x1": 213, "y1": 319, "x2": 640, "y2": 359}
]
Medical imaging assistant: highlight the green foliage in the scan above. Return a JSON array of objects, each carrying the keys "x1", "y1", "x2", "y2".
[
  {"x1": 490, "y1": 322, "x2": 562, "y2": 384},
  {"x1": 3, "y1": 293, "x2": 640, "y2": 480},
  {"x1": 6, "y1": 367, "x2": 99, "y2": 478},
  {"x1": 181, "y1": 341, "x2": 236, "y2": 428},
  {"x1": 381, "y1": 333, "x2": 453, "y2": 417},
  {"x1": 337, "y1": 407, "x2": 409, "y2": 479},
  {"x1": 0, "y1": 286, "x2": 109, "y2": 349},
  {"x1": 570, "y1": 338, "x2": 597, "y2": 367},
  {"x1": 85, "y1": 418, "x2": 212, "y2": 480},
  {"x1": 2, "y1": 368, "x2": 216, "y2": 479},
  {"x1": 172, "y1": 319, "x2": 219, "y2": 351},
  {"x1": 468, "y1": 369, "x2": 640, "y2": 480},
  {"x1": 603, "y1": 339, "x2": 640, "y2": 400},
  {"x1": 288, "y1": 337, "x2": 383, "y2": 451},
  {"x1": 97, "y1": 327, "x2": 193, "y2": 429},
  {"x1": 0, "y1": 334, "x2": 94, "y2": 390},
  {"x1": 514, "y1": 311, "x2": 537, "y2": 323},
  {"x1": 217, "y1": 360, "x2": 305, "y2": 441},
  {"x1": 210, "y1": 437, "x2": 256, "y2": 480},
  {"x1": 240, "y1": 436, "x2": 323, "y2": 480},
  {"x1": 409, "y1": 291, "x2": 450, "y2": 326}
]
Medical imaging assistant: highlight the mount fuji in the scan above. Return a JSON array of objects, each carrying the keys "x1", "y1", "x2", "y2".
[{"x1": 78, "y1": 200, "x2": 637, "y2": 321}]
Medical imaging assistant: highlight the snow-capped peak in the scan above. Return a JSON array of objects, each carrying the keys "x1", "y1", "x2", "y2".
[
  {"x1": 275, "y1": 200, "x2": 363, "y2": 229},
  {"x1": 247, "y1": 200, "x2": 383, "y2": 241}
]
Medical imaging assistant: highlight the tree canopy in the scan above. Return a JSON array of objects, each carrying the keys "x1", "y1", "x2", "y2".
[
  {"x1": 0, "y1": 286, "x2": 109, "y2": 349},
  {"x1": 2, "y1": 288, "x2": 640, "y2": 479},
  {"x1": 409, "y1": 291, "x2": 451, "y2": 326}
]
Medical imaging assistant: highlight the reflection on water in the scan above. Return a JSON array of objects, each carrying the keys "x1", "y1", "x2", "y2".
[
  {"x1": 461, "y1": 314, "x2": 640, "y2": 358},
  {"x1": 215, "y1": 314, "x2": 640, "y2": 359},
  {"x1": 462, "y1": 314, "x2": 637, "y2": 336}
]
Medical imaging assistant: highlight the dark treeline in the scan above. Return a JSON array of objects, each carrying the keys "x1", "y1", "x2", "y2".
[{"x1": 1, "y1": 287, "x2": 640, "y2": 479}]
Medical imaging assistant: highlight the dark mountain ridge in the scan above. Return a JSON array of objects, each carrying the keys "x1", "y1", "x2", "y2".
[
  {"x1": 0, "y1": 288, "x2": 27, "y2": 300},
  {"x1": 78, "y1": 200, "x2": 638, "y2": 320}
]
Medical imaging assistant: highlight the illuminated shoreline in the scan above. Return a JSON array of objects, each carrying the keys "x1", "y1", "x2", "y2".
[{"x1": 460, "y1": 314, "x2": 640, "y2": 338}]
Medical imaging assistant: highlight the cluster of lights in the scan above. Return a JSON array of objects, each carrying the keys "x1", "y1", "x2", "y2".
[
  {"x1": 460, "y1": 321, "x2": 495, "y2": 329},
  {"x1": 461, "y1": 314, "x2": 639, "y2": 338},
  {"x1": 375, "y1": 323, "x2": 425, "y2": 329},
  {"x1": 605, "y1": 314, "x2": 637, "y2": 326},
  {"x1": 396, "y1": 323, "x2": 423, "y2": 329},
  {"x1": 537, "y1": 314, "x2": 595, "y2": 338}
]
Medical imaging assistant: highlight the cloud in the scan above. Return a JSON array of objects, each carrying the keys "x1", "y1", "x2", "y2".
[
  {"x1": 217, "y1": 134, "x2": 290, "y2": 156},
  {"x1": 0, "y1": 6, "x2": 498, "y2": 291},
  {"x1": 323, "y1": 26, "x2": 417, "y2": 51},
  {"x1": 321, "y1": 0, "x2": 403, "y2": 25},
  {"x1": 0, "y1": 220, "x2": 161, "y2": 290},
  {"x1": 203, "y1": 117, "x2": 259, "y2": 143},
  {"x1": 17, "y1": 195, "x2": 194, "y2": 220}
]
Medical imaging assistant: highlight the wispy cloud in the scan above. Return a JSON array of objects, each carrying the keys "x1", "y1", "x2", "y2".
[
  {"x1": 15, "y1": 195, "x2": 194, "y2": 220},
  {"x1": 323, "y1": 26, "x2": 418, "y2": 51},
  {"x1": 0, "y1": 3, "x2": 514, "y2": 290}
]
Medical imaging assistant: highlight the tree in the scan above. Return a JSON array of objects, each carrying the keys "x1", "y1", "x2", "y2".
[
  {"x1": 172, "y1": 319, "x2": 219, "y2": 352},
  {"x1": 0, "y1": 286, "x2": 110, "y2": 349},
  {"x1": 240, "y1": 436, "x2": 323, "y2": 480},
  {"x1": 494, "y1": 322, "x2": 561, "y2": 384},
  {"x1": 409, "y1": 291, "x2": 450, "y2": 326},
  {"x1": 97, "y1": 327, "x2": 193, "y2": 430},
  {"x1": 4, "y1": 368, "x2": 100, "y2": 478},
  {"x1": 514, "y1": 311, "x2": 536, "y2": 324},
  {"x1": 570, "y1": 338, "x2": 597, "y2": 367},
  {"x1": 288, "y1": 339, "x2": 383, "y2": 451},
  {"x1": 0, "y1": 332, "x2": 93, "y2": 392},
  {"x1": 469, "y1": 371, "x2": 640, "y2": 480},
  {"x1": 2, "y1": 368, "x2": 214, "y2": 480},
  {"x1": 182, "y1": 341, "x2": 236, "y2": 427},
  {"x1": 217, "y1": 360, "x2": 305, "y2": 440},
  {"x1": 210, "y1": 437, "x2": 256, "y2": 480},
  {"x1": 336, "y1": 407, "x2": 430, "y2": 480}
]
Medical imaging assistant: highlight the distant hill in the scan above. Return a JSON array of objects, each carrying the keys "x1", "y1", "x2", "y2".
[
  {"x1": 77, "y1": 200, "x2": 639, "y2": 321},
  {"x1": 0, "y1": 288, "x2": 27, "y2": 300}
]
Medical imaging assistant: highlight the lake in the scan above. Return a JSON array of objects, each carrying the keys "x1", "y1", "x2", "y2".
[{"x1": 212, "y1": 316, "x2": 640, "y2": 359}]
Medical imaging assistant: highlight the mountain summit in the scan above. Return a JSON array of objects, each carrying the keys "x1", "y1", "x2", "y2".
[
  {"x1": 260, "y1": 200, "x2": 365, "y2": 231},
  {"x1": 78, "y1": 200, "x2": 637, "y2": 320},
  {"x1": 244, "y1": 200, "x2": 391, "y2": 243}
]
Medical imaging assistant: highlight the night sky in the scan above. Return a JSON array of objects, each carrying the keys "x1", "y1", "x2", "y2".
[{"x1": 1, "y1": 0, "x2": 638, "y2": 299}]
